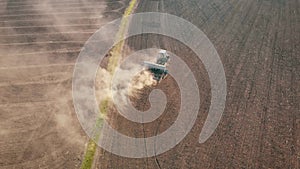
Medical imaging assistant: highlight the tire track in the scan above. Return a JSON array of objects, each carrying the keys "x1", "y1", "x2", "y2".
[
  {"x1": 0, "y1": 24, "x2": 103, "y2": 29},
  {"x1": 0, "y1": 16, "x2": 103, "y2": 23},
  {"x1": 4, "y1": 2, "x2": 106, "y2": 8},
  {"x1": 5, "y1": 6, "x2": 107, "y2": 13},
  {"x1": 223, "y1": 1, "x2": 264, "y2": 167},
  {"x1": 256, "y1": 17, "x2": 279, "y2": 169},
  {"x1": 229, "y1": 1, "x2": 273, "y2": 167},
  {"x1": 0, "y1": 11, "x2": 103, "y2": 18},
  {"x1": 0, "y1": 41, "x2": 87, "y2": 46}
]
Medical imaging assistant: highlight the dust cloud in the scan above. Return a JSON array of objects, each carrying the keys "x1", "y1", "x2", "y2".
[
  {"x1": 95, "y1": 49, "x2": 158, "y2": 106},
  {"x1": 31, "y1": 0, "x2": 107, "y2": 33}
]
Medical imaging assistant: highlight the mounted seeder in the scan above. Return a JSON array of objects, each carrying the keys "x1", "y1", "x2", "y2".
[{"x1": 143, "y1": 50, "x2": 170, "y2": 82}]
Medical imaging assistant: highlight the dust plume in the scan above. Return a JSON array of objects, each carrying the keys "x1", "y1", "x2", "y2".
[
  {"x1": 30, "y1": 0, "x2": 109, "y2": 33},
  {"x1": 95, "y1": 49, "x2": 158, "y2": 106}
]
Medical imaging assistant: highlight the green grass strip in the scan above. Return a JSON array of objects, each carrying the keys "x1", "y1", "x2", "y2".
[{"x1": 80, "y1": 2, "x2": 137, "y2": 168}]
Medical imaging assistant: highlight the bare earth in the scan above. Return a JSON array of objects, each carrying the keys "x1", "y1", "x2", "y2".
[
  {"x1": 0, "y1": 0, "x2": 299, "y2": 169},
  {"x1": 0, "y1": 0, "x2": 125, "y2": 168}
]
